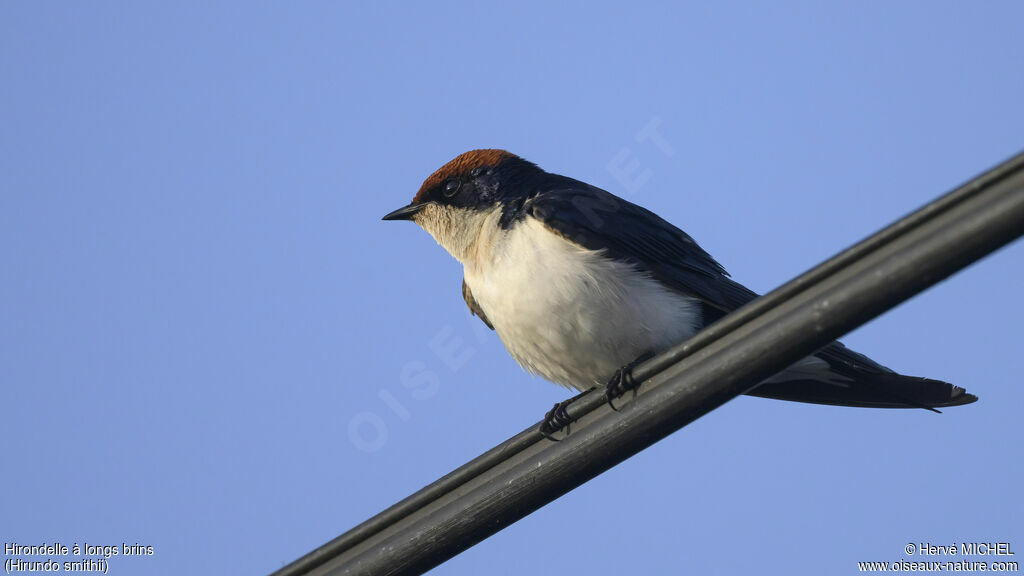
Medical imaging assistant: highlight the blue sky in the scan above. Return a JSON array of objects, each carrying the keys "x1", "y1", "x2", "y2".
[{"x1": 2, "y1": 2, "x2": 1022, "y2": 575}]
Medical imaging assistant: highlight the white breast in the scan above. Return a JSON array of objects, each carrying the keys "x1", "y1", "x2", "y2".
[{"x1": 464, "y1": 217, "x2": 702, "y2": 391}]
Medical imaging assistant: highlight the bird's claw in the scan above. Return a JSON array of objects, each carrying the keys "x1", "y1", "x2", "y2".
[
  {"x1": 539, "y1": 353, "x2": 654, "y2": 439},
  {"x1": 605, "y1": 352, "x2": 654, "y2": 411},
  {"x1": 539, "y1": 399, "x2": 575, "y2": 441},
  {"x1": 605, "y1": 367, "x2": 634, "y2": 411}
]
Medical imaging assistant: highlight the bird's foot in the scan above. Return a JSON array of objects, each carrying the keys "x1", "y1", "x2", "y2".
[
  {"x1": 606, "y1": 352, "x2": 655, "y2": 411},
  {"x1": 539, "y1": 399, "x2": 577, "y2": 441},
  {"x1": 538, "y1": 387, "x2": 598, "y2": 440}
]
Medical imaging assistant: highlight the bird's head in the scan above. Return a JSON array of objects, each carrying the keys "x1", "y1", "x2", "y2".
[{"x1": 383, "y1": 149, "x2": 543, "y2": 264}]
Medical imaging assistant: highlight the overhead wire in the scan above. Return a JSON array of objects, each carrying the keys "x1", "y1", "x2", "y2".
[{"x1": 271, "y1": 150, "x2": 1024, "y2": 576}]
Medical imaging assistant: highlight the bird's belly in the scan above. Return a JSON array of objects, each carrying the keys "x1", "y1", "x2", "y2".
[{"x1": 466, "y1": 227, "x2": 701, "y2": 391}]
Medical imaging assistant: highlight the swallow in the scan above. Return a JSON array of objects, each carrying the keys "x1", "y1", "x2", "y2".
[{"x1": 383, "y1": 150, "x2": 976, "y2": 435}]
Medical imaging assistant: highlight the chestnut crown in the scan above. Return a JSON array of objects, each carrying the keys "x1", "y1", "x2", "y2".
[{"x1": 383, "y1": 149, "x2": 543, "y2": 221}]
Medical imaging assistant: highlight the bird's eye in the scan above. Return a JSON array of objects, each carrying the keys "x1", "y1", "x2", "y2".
[{"x1": 443, "y1": 178, "x2": 462, "y2": 198}]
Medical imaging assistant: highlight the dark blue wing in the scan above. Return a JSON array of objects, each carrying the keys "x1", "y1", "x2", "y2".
[
  {"x1": 524, "y1": 179, "x2": 757, "y2": 313},
  {"x1": 523, "y1": 180, "x2": 976, "y2": 409}
]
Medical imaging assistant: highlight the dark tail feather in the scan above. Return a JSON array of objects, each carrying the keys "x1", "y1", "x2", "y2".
[{"x1": 746, "y1": 373, "x2": 977, "y2": 410}]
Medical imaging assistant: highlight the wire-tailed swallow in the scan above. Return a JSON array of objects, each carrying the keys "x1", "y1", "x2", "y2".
[{"x1": 383, "y1": 150, "x2": 976, "y2": 431}]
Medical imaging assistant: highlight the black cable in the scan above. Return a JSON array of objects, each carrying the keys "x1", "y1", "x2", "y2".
[{"x1": 270, "y1": 150, "x2": 1024, "y2": 576}]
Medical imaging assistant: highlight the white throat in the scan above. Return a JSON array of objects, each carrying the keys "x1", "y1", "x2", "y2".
[{"x1": 414, "y1": 203, "x2": 505, "y2": 269}]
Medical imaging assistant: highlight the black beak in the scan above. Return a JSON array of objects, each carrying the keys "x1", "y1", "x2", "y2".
[{"x1": 382, "y1": 202, "x2": 428, "y2": 221}]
